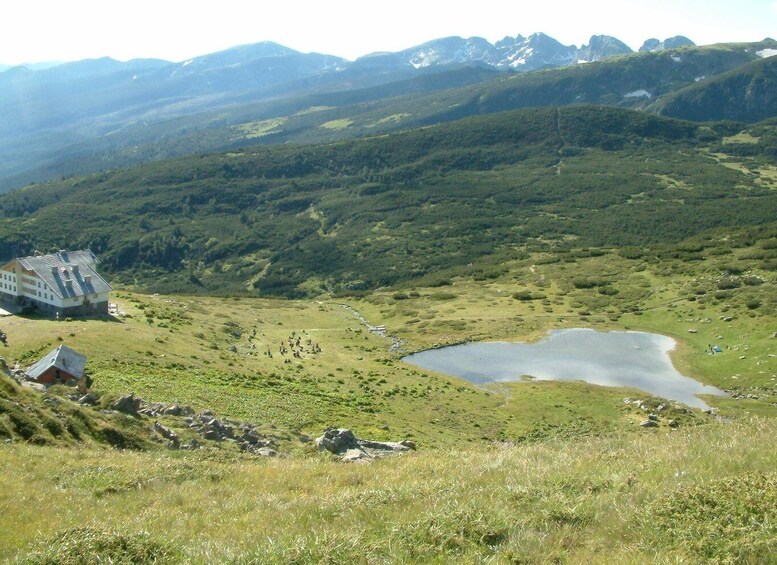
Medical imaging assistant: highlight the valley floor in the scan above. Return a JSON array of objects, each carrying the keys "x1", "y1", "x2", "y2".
[{"x1": 1, "y1": 248, "x2": 775, "y2": 562}]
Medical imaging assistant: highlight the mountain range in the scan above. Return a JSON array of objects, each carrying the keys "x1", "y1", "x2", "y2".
[{"x1": 1, "y1": 32, "x2": 776, "y2": 192}]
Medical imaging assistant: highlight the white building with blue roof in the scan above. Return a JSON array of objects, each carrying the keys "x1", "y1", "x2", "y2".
[{"x1": 0, "y1": 249, "x2": 112, "y2": 317}]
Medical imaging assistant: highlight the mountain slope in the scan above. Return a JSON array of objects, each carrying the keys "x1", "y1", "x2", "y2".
[
  {"x1": 649, "y1": 54, "x2": 777, "y2": 122},
  {"x1": 1, "y1": 38, "x2": 774, "y2": 193},
  {"x1": 1, "y1": 105, "x2": 775, "y2": 297},
  {"x1": 3, "y1": 42, "x2": 770, "y2": 194}
]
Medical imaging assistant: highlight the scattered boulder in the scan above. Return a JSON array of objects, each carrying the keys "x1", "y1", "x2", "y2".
[
  {"x1": 138, "y1": 402, "x2": 195, "y2": 418},
  {"x1": 0, "y1": 356, "x2": 11, "y2": 377},
  {"x1": 112, "y1": 393, "x2": 142, "y2": 415},
  {"x1": 640, "y1": 420, "x2": 659, "y2": 428},
  {"x1": 315, "y1": 428, "x2": 359, "y2": 454},
  {"x1": 315, "y1": 428, "x2": 416, "y2": 462},
  {"x1": 78, "y1": 393, "x2": 99, "y2": 406},
  {"x1": 164, "y1": 403, "x2": 193, "y2": 416},
  {"x1": 153, "y1": 421, "x2": 179, "y2": 446},
  {"x1": 358, "y1": 438, "x2": 416, "y2": 453}
]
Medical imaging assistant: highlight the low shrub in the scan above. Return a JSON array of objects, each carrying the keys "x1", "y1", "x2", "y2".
[{"x1": 18, "y1": 526, "x2": 174, "y2": 564}]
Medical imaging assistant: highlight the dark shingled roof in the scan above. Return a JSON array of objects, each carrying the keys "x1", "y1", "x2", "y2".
[
  {"x1": 26, "y1": 345, "x2": 87, "y2": 381},
  {"x1": 17, "y1": 249, "x2": 112, "y2": 299}
]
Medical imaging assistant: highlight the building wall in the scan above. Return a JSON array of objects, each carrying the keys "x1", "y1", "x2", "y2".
[
  {"x1": 31, "y1": 294, "x2": 110, "y2": 318},
  {"x1": 3, "y1": 258, "x2": 111, "y2": 318},
  {"x1": 33, "y1": 366, "x2": 80, "y2": 386},
  {"x1": 0, "y1": 269, "x2": 18, "y2": 296}
]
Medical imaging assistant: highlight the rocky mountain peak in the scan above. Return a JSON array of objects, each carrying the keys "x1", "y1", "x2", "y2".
[
  {"x1": 640, "y1": 36, "x2": 695, "y2": 53},
  {"x1": 578, "y1": 35, "x2": 634, "y2": 62}
]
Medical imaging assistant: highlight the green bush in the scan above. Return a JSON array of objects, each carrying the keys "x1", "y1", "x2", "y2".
[
  {"x1": 512, "y1": 290, "x2": 534, "y2": 301},
  {"x1": 18, "y1": 526, "x2": 174, "y2": 564},
  {"x1": 430, "y1": 292, "x2": 457, "y2": 301}
]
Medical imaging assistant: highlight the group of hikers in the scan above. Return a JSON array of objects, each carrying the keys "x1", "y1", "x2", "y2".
[{"x1": 264, "y1": 330, "x2": 321, "y2": 362}]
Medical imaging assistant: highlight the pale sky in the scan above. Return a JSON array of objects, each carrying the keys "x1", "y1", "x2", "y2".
[{"x1": 1, "y1": 0, "x2": 775, "y2": 65}]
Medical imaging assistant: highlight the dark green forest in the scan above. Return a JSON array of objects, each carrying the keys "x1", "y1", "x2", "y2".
[{"x1": 1, "y1": 105, "x2": 776, "y2": 297}]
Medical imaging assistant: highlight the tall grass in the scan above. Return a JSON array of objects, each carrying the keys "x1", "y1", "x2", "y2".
[{"x1": 3, "y1": 417, "x2": 775, "y2": 563}]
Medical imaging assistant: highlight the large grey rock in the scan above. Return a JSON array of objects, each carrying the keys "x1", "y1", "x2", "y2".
[
  {"x1": 241, "y1": 430, "x2": 263, "y2": 445},
  {"x1": 21, "y1": 381, "x2": 46, "y2": 392},
  {"x1": 112, "y1": 393, "x2": 142, "y2": 415},
  {"x1": 315, "y1": 428, "x2": 359, "y2": 454},
  {"x1": 358, "y1": 439, "x2": 416, "y2": 453},
  {"x1": 342, "y1": 448, "x2": 372, "y2": 462},
  {"x1": 78, "y1": 393, "x2": 99, "y2": 406},
  {"x1": 153, "y1": 421, "x2": 179, "y2": 443},
  {"x1": 316, "y1": 428, "x2": 417, "y2": 462}
]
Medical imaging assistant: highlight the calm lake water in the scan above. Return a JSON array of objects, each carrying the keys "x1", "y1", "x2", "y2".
[{"x1": 402, "y1": 328, "x2": 727, "y2": 409}]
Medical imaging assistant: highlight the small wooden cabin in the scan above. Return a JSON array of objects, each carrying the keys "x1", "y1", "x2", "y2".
[{"x1": 26, "y1": 345, "x2": 86, "y2": 386}]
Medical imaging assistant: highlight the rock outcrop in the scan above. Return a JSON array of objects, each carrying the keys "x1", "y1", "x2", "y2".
[
  {"x1": 315, "y1": 427, "x2": 416, "y2": 462},
  {"x1": 111, "y1": 393, "x2": 142, "y2": 415},
  {"x1": 185, "y1": 410, "x2": 278, "y2": 455}
]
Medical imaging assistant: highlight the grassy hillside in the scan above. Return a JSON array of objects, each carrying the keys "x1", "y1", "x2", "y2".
[
  {"x1": 1, "y1": 231, "x2": 774, "y2": 444},
  {"x1": 2, "y1": 419, "x2": 775, "y2": 563},
  {"x1": 0, "y1": 260, "x2": 774, "y2": 561},
  {"x1": 650, "y1": 55, "x2": 777, "y2": 122},
  {"x1": 1, "y1": 54, "x2": 776, "y2": 563},
  {"x1": 2, "y1": 105, "x2": 776, "y2": 298},
  {"x1": 1, "y1": 225, "x2": 774, "y2": 562},
  {"x1": 0, "y1": 246, "x2": 777, "y2": 563},
  {"x1": 0, "y1": 371, "x2": 153, "y2": 450}
]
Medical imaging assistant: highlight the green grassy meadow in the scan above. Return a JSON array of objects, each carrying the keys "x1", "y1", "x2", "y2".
[
  {"x1": 0, "y1": 102, "x2": 775, "y2": 562},
  {"x1": 1, "y1": 244, "x2": 775, "y2": 561}
]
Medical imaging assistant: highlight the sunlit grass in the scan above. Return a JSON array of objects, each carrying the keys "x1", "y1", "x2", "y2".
[{"x1": 2, "y1": 417, "x2": 775, "y2": 563}]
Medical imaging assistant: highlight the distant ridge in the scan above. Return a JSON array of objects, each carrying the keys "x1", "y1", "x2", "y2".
[
  {"x1": 2, "y1": 32, "x2": 693, "y2": 73},
  {"x1": 2, "y1": 33, "x2": 776, "y2": 194},
  {"x1": 639, "y1": 36, "x2": 695, "y2": 52}
]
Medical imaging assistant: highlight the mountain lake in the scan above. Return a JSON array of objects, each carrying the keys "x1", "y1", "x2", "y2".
[{"x1": 402, "y1": 328, "x2": 727, "y2": 409}]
